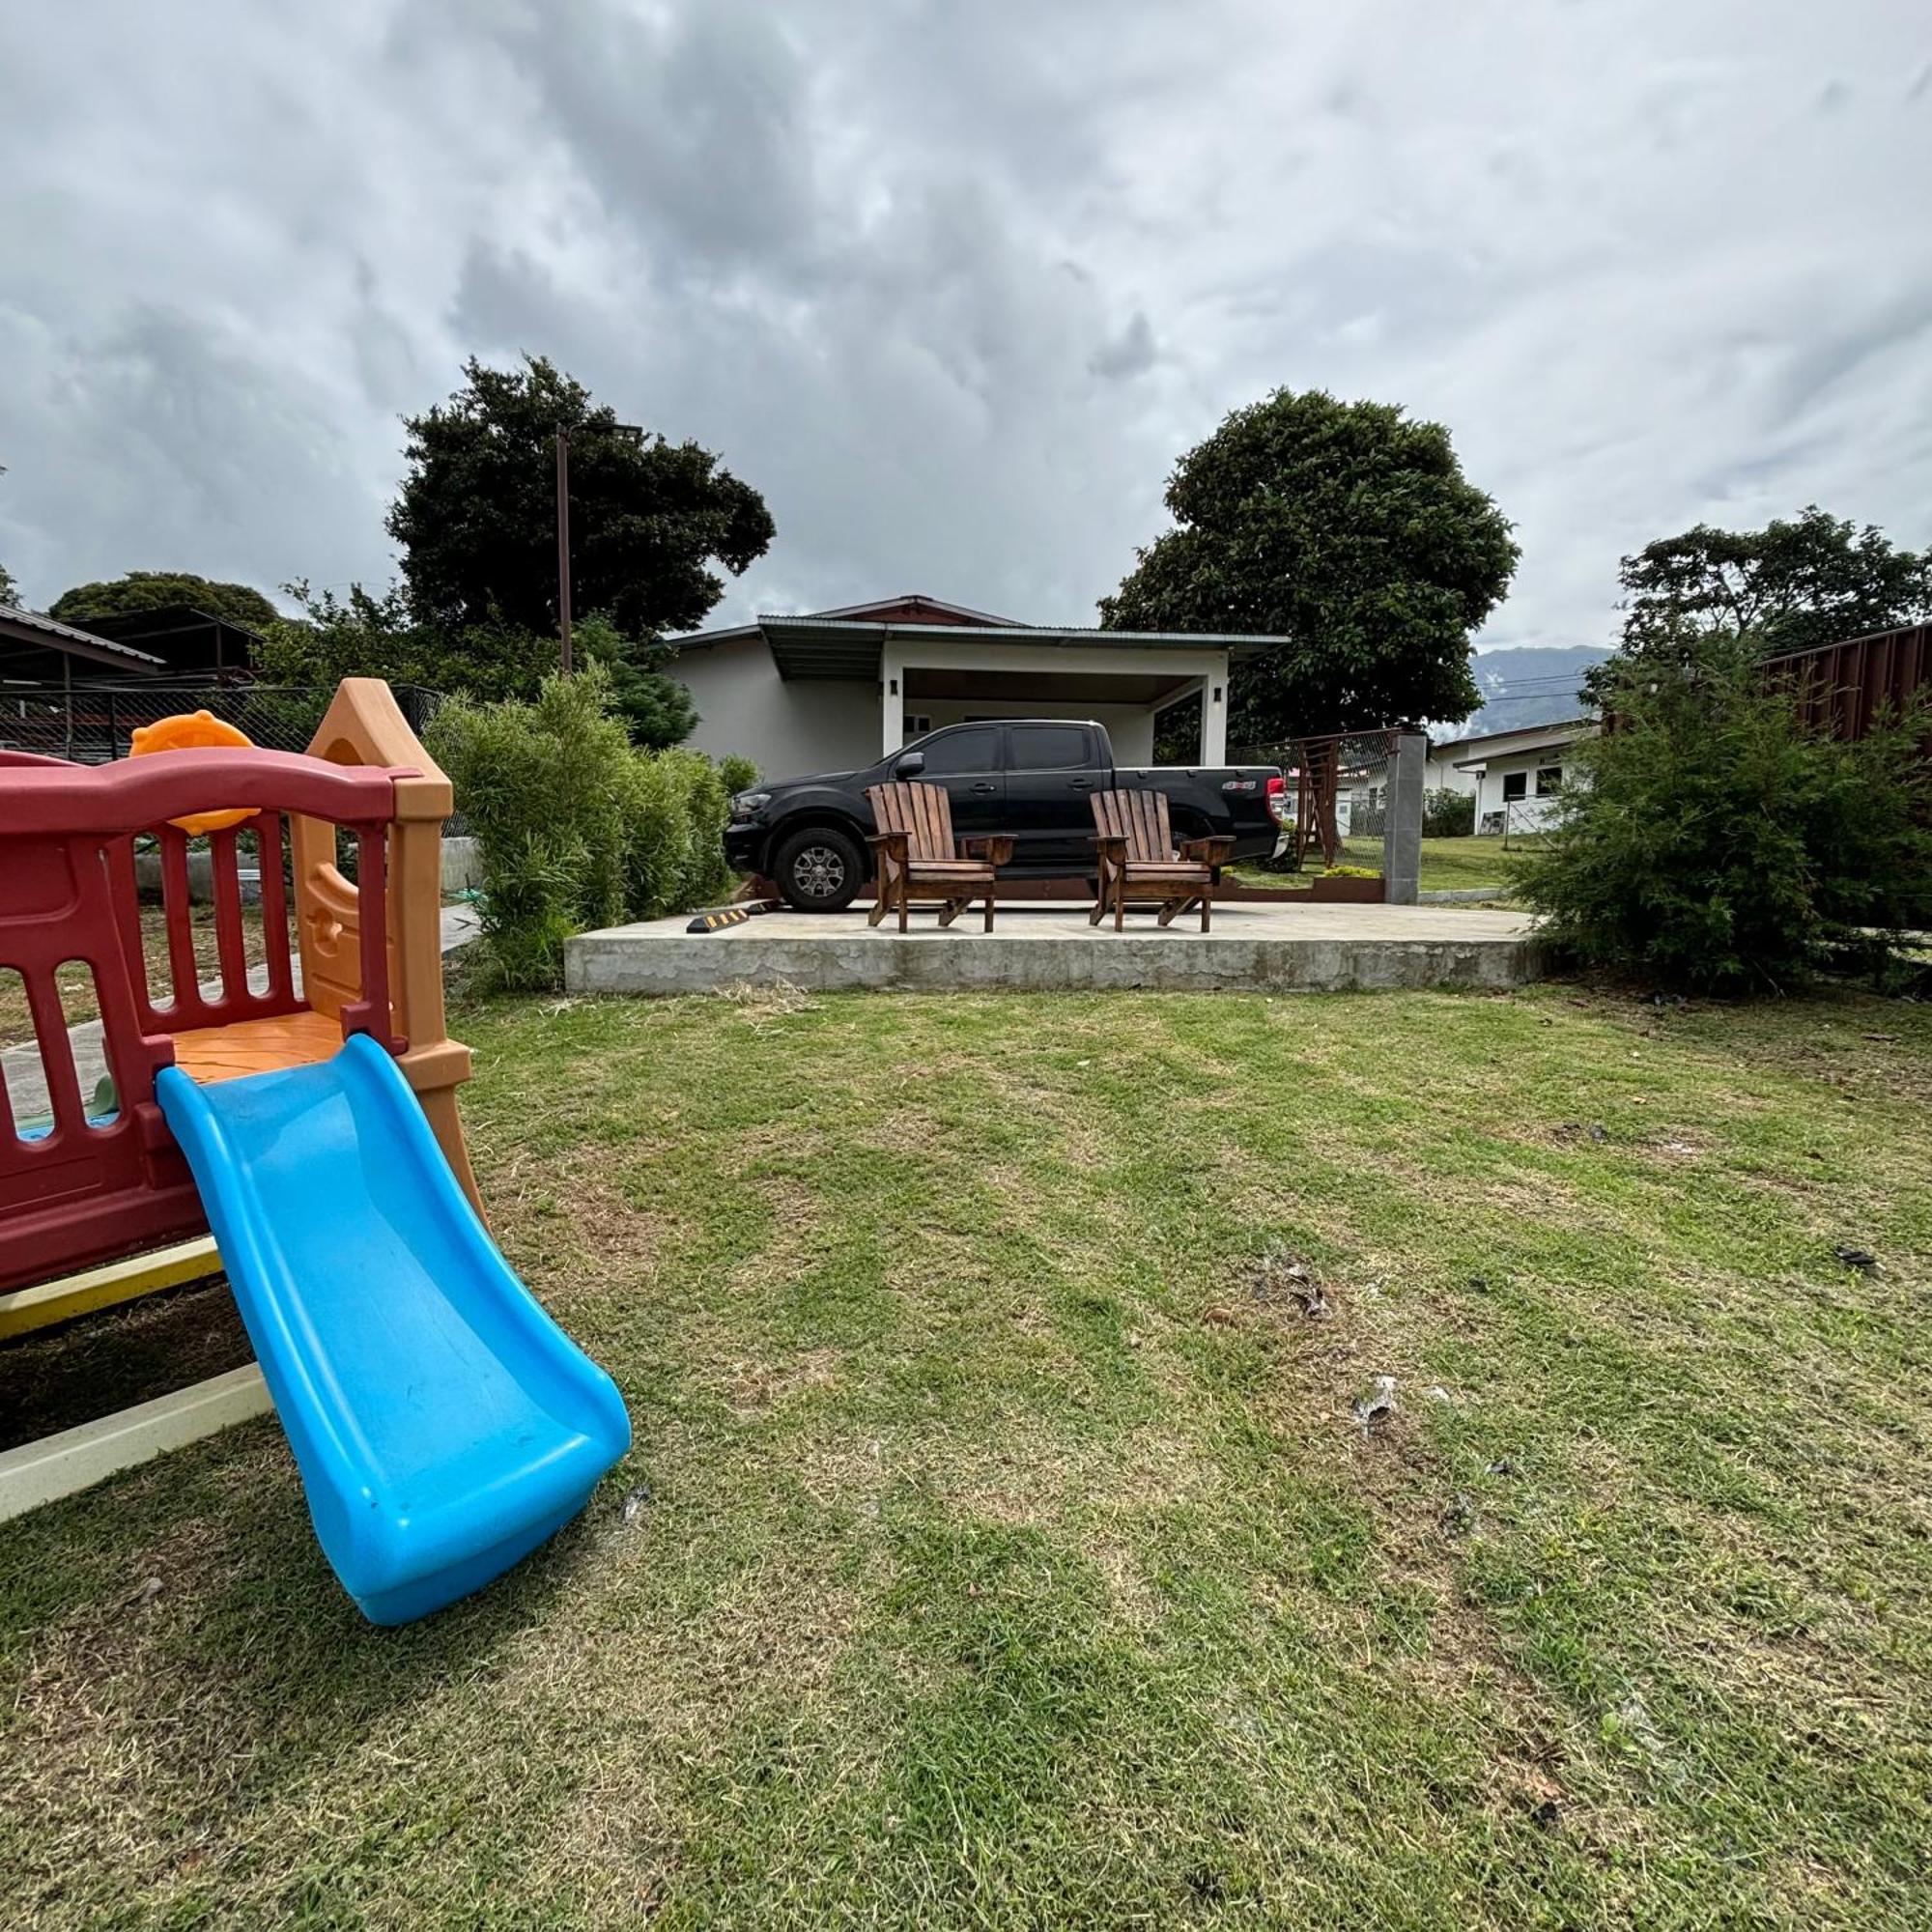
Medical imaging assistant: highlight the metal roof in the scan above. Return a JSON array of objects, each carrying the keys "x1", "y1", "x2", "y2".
[
  {"x1": 80, "y1": 603, "x2": 266, "y2": 645},
  {"x1": 1446, "y1": 719, "x2": 1595, "y2": 769},
  {"x1": 1430, "y1": 715, "x2": 1593, "y2": 758},
  {"x1": 678, "y1": 614, "x2": 1287, "y2": 682},
  {"x1": 0, "y1": 603, "x2": 169, "y2": 674},
  {"x1": 800, "y1": 592, "x2": 1024, "y2": 626}
]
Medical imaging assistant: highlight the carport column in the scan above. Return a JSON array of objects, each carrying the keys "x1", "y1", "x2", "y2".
[
  {"x1": 1200, "y1": 652, "x2": 1230, "y2": 764},
  {"x1": 881, "y1": 639, "x2": 906, "y2": 756},
  {"x1": 1382, "y1": 730, "x2": 1426, "y2": 905}
]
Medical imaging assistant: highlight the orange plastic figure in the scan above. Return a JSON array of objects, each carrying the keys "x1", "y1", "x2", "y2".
[{"x1": 128, "y1": 710, "x2": 261, "y2": 835}]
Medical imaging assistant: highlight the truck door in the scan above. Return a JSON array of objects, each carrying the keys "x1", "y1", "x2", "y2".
[
  {"x1": 1004, "y1": 723, "x2": 1102, "y2": 870},
  {"x1": 910, "y1": 724, "x2": 1007, "y2": 840}
]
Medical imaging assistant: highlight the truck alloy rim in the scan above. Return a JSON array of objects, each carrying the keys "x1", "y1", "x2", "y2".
[{"x1": 794, "y1": 844, "x2": 846, "y2": 896}]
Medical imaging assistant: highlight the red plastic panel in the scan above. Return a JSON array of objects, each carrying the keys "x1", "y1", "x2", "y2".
[
  {"x1": 0, "y1": 833, "x2": 191, "y2": 1292},
  {"x1": 0, "y1": 749, "x2": 414, "y2": 1293}
]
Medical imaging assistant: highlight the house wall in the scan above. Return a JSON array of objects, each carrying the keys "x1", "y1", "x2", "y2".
[
  {"x1": 1425, "y1": 749, "x2": 1478, "y2": 796},
  {"x1": 883, "y1": 639, "x2": 1229, "y2": 762},
  {"x1": 1471, "y1": 746, "x2": 1574, "y2": 835},
  {"x1": 671, "y1": 635, "x2": 880, "y2": 778},
  {"x1": 674, "y1": 633, "x2": 1232, "y2": 779}
]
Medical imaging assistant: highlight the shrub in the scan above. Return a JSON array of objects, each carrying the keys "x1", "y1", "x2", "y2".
[
  {"x1": 616, "y1": 753, "x2": 692, "y2": 924},
  {"x1": 655, "y1": 746, "x2": 735, "y2": 909},
  {"x1": 428, "y1": 664, "x2": 747, "y2": 989},
  {"x1": 1516, "y1": 637, "x2": 1932, "y2": 995},
  {"x1": 428, "y1": 666, "x2": 630, "y2": 987},
  {"x1": 575, "y1": 610, "x2": 699, "y2": 750},
  {"x1": 1422, "y1": 786, "x2": 1475, "y2": 838}
]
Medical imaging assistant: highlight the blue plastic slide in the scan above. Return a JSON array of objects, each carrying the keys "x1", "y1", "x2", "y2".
[{"x1": 156, "y1": 1034, "x2": 630, "y2": 1625}]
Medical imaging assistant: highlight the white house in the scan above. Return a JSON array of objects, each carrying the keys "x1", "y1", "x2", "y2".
[
  {"x1": 668, "y1": 593, "x2": 1284, "y2": 778},
  {"x1": 1428, "y1": 717, "x2": 1596, "y2": 835}
]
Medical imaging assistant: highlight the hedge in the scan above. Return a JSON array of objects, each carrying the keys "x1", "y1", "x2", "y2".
[{"x1": 427, "y1": 664, "x2": 749, "y2": 990}]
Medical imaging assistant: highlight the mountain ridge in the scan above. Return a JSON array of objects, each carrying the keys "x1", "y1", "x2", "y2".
[{"x1": 1442, "y1": 643, "x2": 1611, "y2": 740}]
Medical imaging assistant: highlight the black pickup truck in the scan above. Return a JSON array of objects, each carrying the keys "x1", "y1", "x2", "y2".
[{"x1": 725, "y1": 718, "x2": 1284, "y2": 912}]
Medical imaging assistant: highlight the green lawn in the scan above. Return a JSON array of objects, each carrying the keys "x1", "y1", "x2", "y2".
[
  {"x1": 1233, "y1": 834, "x2": 1528, "y2": 895},
  {"x1": 5, "y1": 985, "x2": 1931, "y2": 1927}
]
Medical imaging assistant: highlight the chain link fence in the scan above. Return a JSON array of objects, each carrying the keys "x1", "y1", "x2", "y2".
[
  {"x1": 0, "y1": 682, "x2": 445, "y2": 765},
  {"x1": 1231, "y1": 728, "x2": 1396, "y2": 869}
]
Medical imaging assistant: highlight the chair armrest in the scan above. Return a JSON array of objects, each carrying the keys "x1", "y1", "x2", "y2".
[
  {"x1": 1093, "y1": 834, "x2": 1129, "y2": 862},
  {"x1": 959, "y1": 835, "x2": 1014, "y2": 866},
  {"x1": 1178, "y1": 837, "x2": 1235, "y2": 867},
  {"x1": 866, "y1": 829, "x2": 909, "y2": 855}
]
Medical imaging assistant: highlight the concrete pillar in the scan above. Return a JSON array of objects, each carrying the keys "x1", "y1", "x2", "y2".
[
  {"x1": 1200, "y1": 654, "x2": 1230, "y2": 764},
  {"x1": 1383, "y1": 730, "x2": 1426, "y2": 904}
]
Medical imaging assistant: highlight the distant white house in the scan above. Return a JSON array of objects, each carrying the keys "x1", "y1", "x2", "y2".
[
  {"x1": 668, "y1": 593, "x2": 1285, "y2": 779},
  {"x1": 1427, "y1": 717, "x2": 1596, "y2": 835}
]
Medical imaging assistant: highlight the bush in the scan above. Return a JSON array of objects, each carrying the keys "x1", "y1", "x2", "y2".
[
  {"x1": 668, "y1": 749, "x2": 737, "y2": 904},
  {"x1": 617, "y1": 753, "x2": 693, "y2": 923},
  {"x1": 574, "y1": 610, "x2": 699, "y2": 750},
  {"x1": 1422, "y1": 787, "x2": 1475, "y2": 838},
  {"x1": 429, "y1": 664, "x2": 746, "y2": 989},
  {"x1": 1516, "y1": 638, "x2": 1932, "y2": 995}
]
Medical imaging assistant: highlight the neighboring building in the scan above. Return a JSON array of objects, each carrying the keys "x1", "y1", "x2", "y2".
[
  {"x1": 1429, "y1": 717, "x2": 1596, "y2": 835},
  {"x1": 1423, "y1": 737, "x2": 1480, "y2": 798},
  {"x1": 1, "y1": 602, "x2": 168, "y2": 685},
  {"x1": 1, "y1": 602, "x2": 267, "y2": 761},
  {"x1": 0, "y1": 601, "x2": 261, "y2": 685},
  {"x1": 668, "y1": 593, "x2": 1285, "y2": 778}
]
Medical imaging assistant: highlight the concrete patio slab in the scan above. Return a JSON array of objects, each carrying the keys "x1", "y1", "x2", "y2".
[{"x1": 566, "y1": 900, "x2": 1546, "y2": 997}]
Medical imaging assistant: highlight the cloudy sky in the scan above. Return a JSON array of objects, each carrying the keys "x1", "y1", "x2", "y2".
[{"x1": 2, "y1": 1, "x2": 1928, "y2": 650}]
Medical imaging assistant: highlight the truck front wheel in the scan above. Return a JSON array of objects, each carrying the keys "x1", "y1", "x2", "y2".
[{"x1": 773, "y1": 824, "x2": 867, "y2": 913}]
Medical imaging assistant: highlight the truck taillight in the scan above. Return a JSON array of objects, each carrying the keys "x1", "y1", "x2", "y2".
[{"x1": 1265, "y1": 774, "x2": 1288, "y2": 823}]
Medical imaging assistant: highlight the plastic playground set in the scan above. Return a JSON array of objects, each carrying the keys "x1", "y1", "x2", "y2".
[{"x1": 0, "y1": 679, "x2": 629, "y2": 1624}]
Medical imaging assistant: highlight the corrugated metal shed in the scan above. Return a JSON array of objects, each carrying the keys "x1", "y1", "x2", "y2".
[
  {"x1": 1760, "y1": 622, "x2": 1931, "y2": 743},
  {"x1": 0, "y1": 605, "x2": 168, "y2": 679}
]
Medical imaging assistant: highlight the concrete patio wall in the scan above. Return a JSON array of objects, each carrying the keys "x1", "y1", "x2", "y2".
[{"x1": 566, "y1": 904, "x2": 1545, "y2": 999}]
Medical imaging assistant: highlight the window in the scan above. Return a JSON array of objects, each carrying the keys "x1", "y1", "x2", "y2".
[
  {"x1": 901, "y1": 714, "x2": 931, "y2": 739},
  {"x1": 1501, "y1": 772, "x2": 1528, "y2": 802},
  {"x1": 917, "y1": 725, "x2": 1001, "y2": 775},
  {"x1": 1535, "y1": 765, "x2": 1563, "y2": 796},
  {"x1": 1007, "y1": 724, "x2": 1091, "y2": 771}
]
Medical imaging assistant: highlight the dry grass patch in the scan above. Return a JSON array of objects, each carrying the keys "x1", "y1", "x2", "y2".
[{"x1": 7, "y1": 982, "x2": 1931, "y2": 1928}]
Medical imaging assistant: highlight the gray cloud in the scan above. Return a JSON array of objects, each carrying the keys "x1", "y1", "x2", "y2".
[
  {"x1": 1090, "y1": 312, "x2": 1158, "y2": 382},
  {"x1": 1, "y1": 0, "x2": 1928, "y2": 657}
]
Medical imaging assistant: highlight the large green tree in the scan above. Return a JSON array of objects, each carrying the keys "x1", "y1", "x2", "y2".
[
  {"x1": 255, "y1": 582, "x2": 559, "y2": 703},
  {"x1": 49, "y1": 570, "x2": 281, "y2": 632},
  {"x1": 386, "y1": 355, "x2": 774, "y2": 643},
  {"x1": 1614, "y1": 505, "x2": 1931, "y2": 665},
  {"x1": 1100, "y1": 389, "x2": 1518, "y2": 743},
  {"x1": 257, "y1": 583, "x2": 700, "y2": 750}
]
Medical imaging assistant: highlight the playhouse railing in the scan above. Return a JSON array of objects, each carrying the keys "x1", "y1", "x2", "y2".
[{"x1": 0, "y1": 749, "x2": 412, "y2": 1293}]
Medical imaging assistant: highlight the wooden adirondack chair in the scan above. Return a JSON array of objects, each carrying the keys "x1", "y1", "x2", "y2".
[
  {"x1": 864, "y1": 781, "x2": 1014, "y2": 932},
  {"x1": 1090, "y1": 789, "x2": 1235, "y2": 932}
]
